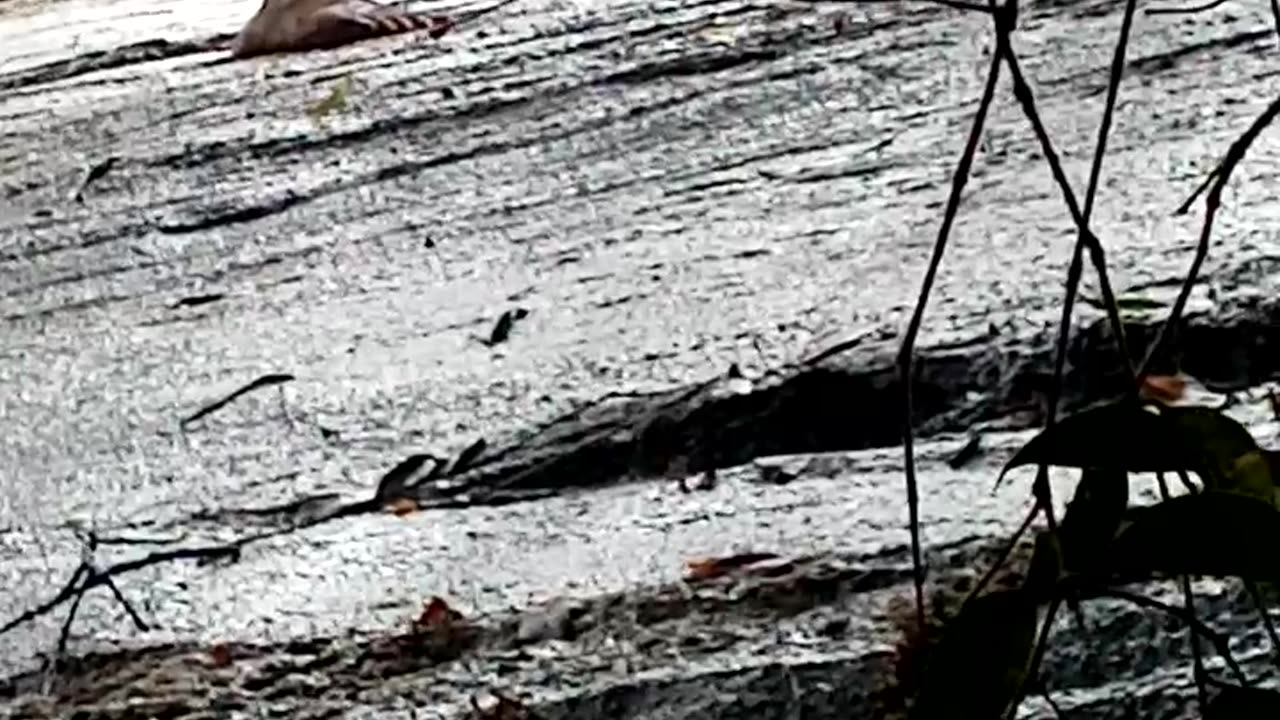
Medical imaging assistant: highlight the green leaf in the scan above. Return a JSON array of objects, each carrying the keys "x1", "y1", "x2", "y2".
[
  {"x1": 306, "y1": 75, "x2": 354, "y2": 126},
  {"x1": 1205, "y1": 684, "x2": 1280, "y2": 718},
  {"x1": 1111, "y1": 492, "x2": 1280, "y2": 581},
  {"x1": 997, "y1": 399, "x2": 1181, "y2": 486},
  {"x1": 1058, "y1": 467, "x2": 1129, "y2": 573},
  {"x1": 998, "y1": 401, "x2": 1274, "y2": 505},
  {"x1": 909, "y1": 589, "x2": 1038, "y2": 720},
  {"x1": 1163, "y1": 406, "x2": 1274, "y2": 505}
]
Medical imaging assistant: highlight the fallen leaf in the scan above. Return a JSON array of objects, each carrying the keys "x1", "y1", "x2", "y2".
[
  {"x1": 385, "y1": 497, "x2": 419, "y2": 516},
  {"x1": 375, "y1": 453, "x2": 438, "y2": 501},
  {"x1": 1140, "y1": 374, "x2": 1187, "y2": 404},
  {"x1": 402, "y1": 595, "x2": 476, "y2": 660},
  {"x1": 683, "y1": 552, "x2": 782, "y2": 581},
  {"x1": 208, "y1": 642, "x2": 233, "y2": 668},
  {"x1": 415, "y1": 595, "x2": 464, "y2": 629}
]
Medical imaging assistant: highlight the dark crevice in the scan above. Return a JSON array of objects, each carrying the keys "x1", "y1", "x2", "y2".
[{"x1": 406, "y1": 300, "x2": 1280, "y2": 508}]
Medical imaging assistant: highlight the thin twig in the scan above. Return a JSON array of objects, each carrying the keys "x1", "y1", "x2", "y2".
[
  {"x1": 992, "y1": 16, "x2": 1136, "y2": 573},
  {"x1": 1005, "y1": 595, "x2": 1063, "y2": 720},
  {"x1": 1159, "y1": 473, "x2": 1210, "y2": 712},
  {"x1": 99, "y1": 570, "x2": 150, "y2": 632},
  {"x1": 1020, "y1": 0, "x2": 1140, "y2": 638},
  {"x1": 1145, "y1": 0, "x2": 1228, "y2": 14},
  {"x1": 996, "y1": 22, "x2": 1135, "y2": 382},
  {"x1": 53, "y1": 566, "x2": 89, "y2": 658},
  {"x1": 1182, "y1": 572, "x2": 1210, "y2": 711},
  {"x1": 1043, "y1": 0, "x2": 1139, "y2": 410},
  {"x1": 1176, "y1": 165, "x2": 1220, "y2": 215},
  {"x1": 0, "y1": 544, "x2": 239, "y2": 636},
  {"x1": 969, "y1": 503, "x2": 1040, "y2": 602},
  {"x1": 1138, "y1": 94, "x2": 1280, "y2": 379},
  {"x1": 896, "y1": 25, "x2": 1004, "y2": 633},
  {"x1": 1272, "y1": 0, "x2": 1280, "y2": 48},
  {"x1": 1034, "y1": 679, "x2": 1066, "y2": 719},
  {"x1": 1176, "y1": 468, "x2": 1200, "y2": 495},
  {"x1": 180, "y1": 373, "x2": 295, "y2": 428}
]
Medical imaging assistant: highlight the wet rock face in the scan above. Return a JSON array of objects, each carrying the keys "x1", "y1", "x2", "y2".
[{"x1": 2, "y1": 0, "x2": 1280, "y2": 717}]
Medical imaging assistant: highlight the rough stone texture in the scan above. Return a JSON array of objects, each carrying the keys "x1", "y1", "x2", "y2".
[{"x1": 2, "y1": 0, "x2": 1280, "y2": 716}]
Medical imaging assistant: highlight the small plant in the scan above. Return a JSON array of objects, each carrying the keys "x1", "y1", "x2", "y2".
[
  {"x1": 901, "y1": 395, "x2": 1280, "y2": 717},
  {"x1": 890, "y1": 0, "x2": 1280, "y2": 713}
]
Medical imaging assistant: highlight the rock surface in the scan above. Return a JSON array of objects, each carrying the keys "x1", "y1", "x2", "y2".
[{"x1": 2, "y1": 0, "x2": 1280, "y2": 716}]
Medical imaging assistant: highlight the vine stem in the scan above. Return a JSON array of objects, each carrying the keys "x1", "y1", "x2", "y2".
[{"x1": 896, "y1": 32, "x2": 1004, "y2": 633}]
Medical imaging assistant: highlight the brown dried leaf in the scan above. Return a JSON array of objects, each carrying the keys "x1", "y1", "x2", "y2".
[
  {"x1": 428, "y1": 16, "x2": 455, "y2": 39},
  {"x1": 398, "y1": 596, "x2": 476, "y2": 661},
  {"x1": 1140, "y1": 373, "x2": 1187, "y2": 403},
  {"x1": 385, "y1": 497, "x2": 419, "y2": 516},
  {"x1": 208, "y1": 642, "x2": 233, "y2": 668},
  {"x1": 415, "y1": 595, "x2": 464, "y2": 629},
  {"x1": 682, "y1": 552, "x2": 781, "y2": 581}
]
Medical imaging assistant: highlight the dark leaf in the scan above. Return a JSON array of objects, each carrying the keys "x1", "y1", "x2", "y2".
[
  {"x1": 449, "y1": 438, "x2": 488, "y2": 474},
  {"x1": 1058, "y1": 467, "x2": 1129, "y2": 573},
  {"x1": 909, "y1": 589, "x2": 1038, "y2": 720},
  {"x1": 484, "y1": 308, "x2": 529, "y2": 346},
  {"x1": 1111, "y1": 492, "x2": 1280, "y2": 581},
  {"x1": 998, "y1": 400, "x2": 1177, "y2": 486},
  {"x1": 375, "y1": 454, "x2": 438, "y2": 501},
  {"x1": 1205, "y1": 684, "x2": 1280, "y2": 718},
  {"x1": 173, "y1": 293, "x2": 226, "y2": 309},
  {"x1": 998, "y1": 401, "x2": 1272, "y2": 501},
  {"x1": 947, "y1": 433, "x2": 982, "y2": 469},
  {"x1": 74, "y1": 155, "x2": 118, "y2": 202},
  {"x1": 1163, "y1": 406, "x2": 1274, "y2": 504},
  {"x1": 180, "y1": 373, "x2": 295, "y2": 427}
]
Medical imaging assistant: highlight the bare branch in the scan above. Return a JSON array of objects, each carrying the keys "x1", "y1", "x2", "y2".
[
  {"x1": 1140, "y1": 93, "x2": 1280, "y2": 378},
  {"x1": 1145, "y1": 0, "x2": 1229, "y2": 15}
]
